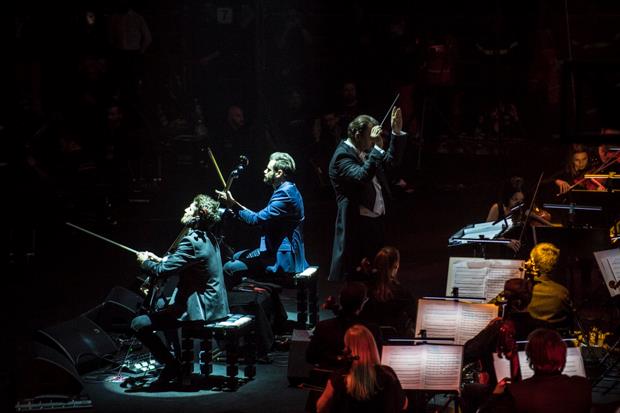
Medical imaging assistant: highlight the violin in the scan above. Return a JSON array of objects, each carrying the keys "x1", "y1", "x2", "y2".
[
  {"x1": 527, "y1": 205, "x2": 553, "y2": 227},
  {"x1": 568, "y1": 150, "x2": 619, "y2": 192}
]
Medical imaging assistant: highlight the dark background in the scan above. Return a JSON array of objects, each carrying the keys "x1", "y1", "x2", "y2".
[{"x1": 3, "y1": 0, "x2": 620, "y2": 411}]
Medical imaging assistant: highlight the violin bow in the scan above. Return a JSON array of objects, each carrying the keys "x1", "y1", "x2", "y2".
[
  {"x1": 515, "y1": 171, "x2": 544, "y2": 257},
  {"x1": 66, "y1": 222, "x2": 139, "y2": 254},
  {"x1": 559, "y1": 153, "x2": 619, "y2": 195}
]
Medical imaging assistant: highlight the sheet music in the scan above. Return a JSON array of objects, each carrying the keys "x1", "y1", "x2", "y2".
[
  {"x1": 562, "y1": 347, "x2": 587, "y2": 377},
  {"x1": 450, "y1": 218, "x2": 514, "y2": 245},
  {"x1": 457, "y1": 304, "x2": 498, "y2": 344},
  {"x1": 446, "y1": 257, "x2": 524, "y2": 301},
  {"x1": 381, "y1": 345, "x2": 463, "y2": 391},
  {"x1": 517, "y1": 347, "x2": 586, "y2": 379},
  {"x1": 492, "y1": 353, "x2": 511, "y2": 380},
  {"x1": 593, "y1": 249, "x2": 620, "y2": 297},
  {"x1": 415, "y1": 299, "x2": 498, "y2": 345}
]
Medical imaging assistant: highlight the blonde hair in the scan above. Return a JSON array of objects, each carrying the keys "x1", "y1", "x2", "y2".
[
  {"x1": 530, "y1": 242, "x2": 560, "y2": 275},
  {"x1": 344, "y1": 324, "x2": 381, "y2": 400}
]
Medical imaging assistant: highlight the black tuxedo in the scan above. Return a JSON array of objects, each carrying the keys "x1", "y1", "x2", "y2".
[{"x1": 328, "y1": 134, "x2": 406, "y2": 281}]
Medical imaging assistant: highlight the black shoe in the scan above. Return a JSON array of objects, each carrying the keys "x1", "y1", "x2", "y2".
[{"x1": 153, "y1": 362, "x2": 181, "y2": 385}]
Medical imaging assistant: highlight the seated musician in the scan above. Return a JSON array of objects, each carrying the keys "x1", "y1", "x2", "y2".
[
  {"x1": 316, "y1": 324, "x2": 407, "y2": 413},
  {"x1": 216, "y1": 152, "x2": 309, "y2": 286},
  {"x1": 486, "y1": 177, "x2": 553, "y2": 254},
  {"x1": 525, "y1": 242, "x2": 574, "y2": 330},
  {"x1": 551, "y1": 144, "x2": 596, "y2": 194},
  {"x1": 306, "y1": 282, "x2": 382, "y2": 370},
  {"x1": 461, "y1": 276, "x2": 547, "y2": 413},
  {"x1": 358, "y1": 246, "x2": 416, "y2": 338},
  {"x1": 131, "y1": 194, "x2": 229, "y2": 384},
  {"x1": 479, "y1": 328, "x2": 591, "y2": 413},
  {"x1": 486, "y1": 176, "x2": 525, "y2": 224}
]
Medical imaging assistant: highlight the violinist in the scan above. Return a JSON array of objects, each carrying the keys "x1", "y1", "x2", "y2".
[
  {"x1": 552, "y1": 144, "x2": 602, "y2": 194},
  {"x1": 216, "y1": 152, "x2": 309, "y2": 286},
  {"x1": 486, "y1": 176, "x2": 525, "y2": 223},
  {"x1": 485, "y1": 177, "x2": 549, "y2": 255}
]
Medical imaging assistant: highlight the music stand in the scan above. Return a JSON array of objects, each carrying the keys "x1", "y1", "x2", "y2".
[
  {"x1": 543, "y1": 202, "x2": 603, "y2": 228},
  {"x1": 449, "y1": 219, "x2": 514, "y2": 259},
  {"x1": 381, "y1": 343, "x2": 464, "y2": 412}
]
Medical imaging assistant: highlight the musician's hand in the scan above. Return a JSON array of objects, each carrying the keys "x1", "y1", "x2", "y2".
[
  {"x1": 215, "y1": 190, "x2": 235, "y2": 208},
  {"x1": 492, "y1": 378, "x2": 511, "y2": 395},
  {"x1": 136, "y1": 251, "x2": 150, "y2": 265},
  {"x1": 137, "y1": 251, "x2": 161, "y2": 265},
  {"x1": 370, "y1": 125, "x2": 384, "y2": 148},
  {"x1": 391, "y1": 106, "x2": 403, "y2": 135},
  {"x1": 507, "y1": 239, "x2": 521, "y2": 252},
  {"x1": 146, "y1": 252, "x2": 162, "y2": 262},
  {"x1": 555, "y1": 179, "x2": 570, "y2": 194}
]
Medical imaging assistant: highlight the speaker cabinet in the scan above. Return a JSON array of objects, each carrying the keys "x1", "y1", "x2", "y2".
[
  {"x1": 28, "y1": 342, "x2": 83, "y2": 397},
  {"x1": 35, "y1": 316, "x2": 118, "y2": 374},
  {"x1": 287, "y1": 329, "x2": 314, "y2": 385},
  {"x1": 83, "y1": 286, "x2": 143, "y2": 333}
]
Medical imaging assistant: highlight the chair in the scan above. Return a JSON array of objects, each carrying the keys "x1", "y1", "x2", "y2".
[{"x1": 180, "y1": 314, "x2": 256, "y2": 390}]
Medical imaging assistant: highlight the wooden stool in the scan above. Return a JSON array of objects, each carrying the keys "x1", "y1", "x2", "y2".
[
  {"x1": 180, "y1": 314, "x2": 256, "y2": 390},
  {"x1": 261, "y1": 266, "x2": 320, "y2": 329}
]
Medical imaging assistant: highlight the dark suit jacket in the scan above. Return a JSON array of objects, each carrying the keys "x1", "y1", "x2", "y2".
[
  {"x1": 143, "y1": 229, "x2": 229, "y2": 322},
  {"x1": 237, "y1": 180, "x2": 309, "y2": 274},
  {"x1": 481, "y1": 372, "x2": 592, "y2": 413},
  {"x1": 328, "y1": 134, "x2": 406, "y2": 281}
]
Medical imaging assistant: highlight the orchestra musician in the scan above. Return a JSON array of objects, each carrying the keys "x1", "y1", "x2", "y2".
[
  {"x1": 552, "y1": 144, "x2": 606, "y2": 194},
  {"x1": 480, "y1": 328, "x2": 591, "y2": 413},
  {"x1": 523, "y1": 242, "x2": 573, "y2": 329},
  {"x1": 316, "y1": 324, "x2": 407, "y2": 413},
  {"x1": 131, "y1": 194, "x2": 229, "y2": 384},
  {"x1": 484, "y1": 177, "x2": 553, "y2": 256}
]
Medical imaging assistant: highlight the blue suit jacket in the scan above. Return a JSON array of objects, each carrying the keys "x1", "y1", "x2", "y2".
[{"x1": 237, "y1": 181, "x2": 309, "y2": 274}]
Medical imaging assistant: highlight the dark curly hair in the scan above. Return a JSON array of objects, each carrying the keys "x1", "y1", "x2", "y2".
[{"x1": 192, "y1": 194, "x2": 221, "y2": 229}]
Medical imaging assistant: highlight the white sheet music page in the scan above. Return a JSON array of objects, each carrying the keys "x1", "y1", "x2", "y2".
[
  {"x1": 562, "y1": 347, "x2": 587, "y2": 377},
  {"x1": 381, "y1": 346, "x2": 423, "y2": 389},
  {"x1": 446, "y1": 257, "x2": 488, "y2": 298},
  {"x1": 422, "y1": 345, "x2": 463, "y2": 391},
  {"x1": 415, "y1": 299, "x2": 498, "y2": 345},
  {"x1": 593, "y1": 249, "x2": 620, "y2": 297},
  {"x1": 492, "y1": 353, "x2": 512, "y2": 381},
  {"x1": 517, "y1": 350, "x2": 535, "y2": 379},
  {"x1": 415, "y1": 299, "x2": 459, "y2": 340},
  {"x1": 446, "y1": 257, "x2": 524, "y2": 301},
  {"x1": 457, "y1": 303, "x2": 499, "y2": 344},
  {"x1": 484, "y1": 260, "x2": 524, "y2": 301},
  {"x1": 381, "y1": 345, "x2": 463, "y2": 391}
]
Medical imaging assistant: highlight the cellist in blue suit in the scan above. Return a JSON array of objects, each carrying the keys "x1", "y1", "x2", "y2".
[{"x1": 217, "y1": 152, "x2": 309, "y2": 285}]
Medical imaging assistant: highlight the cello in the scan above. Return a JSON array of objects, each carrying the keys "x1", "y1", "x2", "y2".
[{"x1": 138, "y1": 154, "x2": 249, "y2": 313}]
